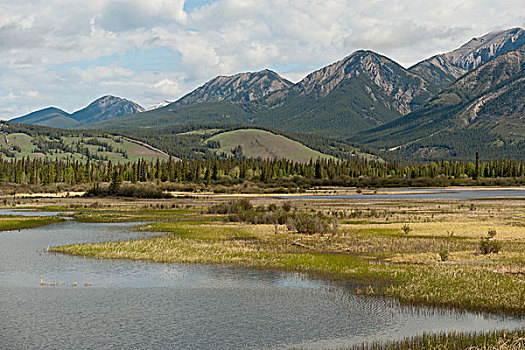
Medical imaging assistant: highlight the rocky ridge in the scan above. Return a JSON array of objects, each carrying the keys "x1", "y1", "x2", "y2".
[
  {"x1": 174, "y1": 69, "x2": 294, "y2": 106},
  {"x1": 290, "y1": 50, "x2": 438, "y2": 114},
  {"x1": 409, "y1": 28, "x2": 525, "y2": 87}
]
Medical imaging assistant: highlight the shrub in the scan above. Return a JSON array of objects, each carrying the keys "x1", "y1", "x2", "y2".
[
  {"x1": 117, "y1": 185, "x2": 171, "y2": 198},
  {"x1": 487, "y1": 229, "x2": 497, "y2": 239},
  {"x1": 439, "y1": 250, "x2": 449, "y2": 262},
  {"x1": 84, "y1": 183, "x2": 171, "y2": 198},
  {"x1": 401, "y1": 223, "x2": 411, "y2": 234},
  {"x1": 267, "y1": 203, "x2": 278, "y2": 212},
  {"x1": 208, "y1": 199, "x2": 253, "y2": 215},
  {"x1": 286, "y1": 211, "x2": 338, "y2": 235},
  {"x1": 207, "y1": 200, "x2": 338, "y2": 234},
  {"x1": 479, "y1": 229, "x2": 502, "y2": 254}
]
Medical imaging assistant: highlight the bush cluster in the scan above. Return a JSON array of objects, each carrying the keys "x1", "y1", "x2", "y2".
[
  {"x1": 208, "y1": 199, "x2": 339, "y2": 235},
  {"x1": 479, "y1": 229, "x2": 502, "y2": 254},
  {"x1": 285, "y1": 210, "x2": 339, "y2": 235},
  {"x1": 85, "y1": 184, "x2": 171, "y2": 198},
  {"x1": 208, "y1": 199, "x2": 292, "y2": 225}
]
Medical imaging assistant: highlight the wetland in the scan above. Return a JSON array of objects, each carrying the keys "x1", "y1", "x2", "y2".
[{"x1": 1, "y1": 188, "x2": 525, "y2": 349}]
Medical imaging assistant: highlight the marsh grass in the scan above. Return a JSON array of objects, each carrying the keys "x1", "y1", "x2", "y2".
[
  {"x1": 73, "y1": 207, "x2": 199, "y2": 223},
  {"x1": 344, "y1": 329, "x2": 525, "y2": 350}
]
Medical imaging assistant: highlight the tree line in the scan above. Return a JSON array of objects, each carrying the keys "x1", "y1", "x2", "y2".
[{"x1": 1, "y1": 155, "x2": 524, "y2": 187}]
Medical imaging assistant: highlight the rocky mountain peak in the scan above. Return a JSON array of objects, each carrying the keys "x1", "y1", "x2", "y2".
[
  {"x1": 174, "y1": 69, "x2": 293, "y2": 106},
  {"x1": 295, "y1": 50, "x2": 436, "y2": 114},
  {"x1": 447, "y1": 27, "x2": 525, "y2": 71},
  {"x1": 72, "y1": 95, "x2": 145, "y2": 122}
]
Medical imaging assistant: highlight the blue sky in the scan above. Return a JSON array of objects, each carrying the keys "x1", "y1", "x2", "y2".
[
  {"x1": 184, "y1": 0, "x2": 216, "y2": 12},
  {"x1": 0, "y1": 0, "x2": 523, "y2": 118}
]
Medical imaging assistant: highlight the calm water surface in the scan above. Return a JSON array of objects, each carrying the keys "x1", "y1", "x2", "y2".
[
  {"x1": 0, "y1": 213, "x2": 523, "y2": 349},
  {"x1": 288, "y1": 188, "x2": 525, "y2": 200}
]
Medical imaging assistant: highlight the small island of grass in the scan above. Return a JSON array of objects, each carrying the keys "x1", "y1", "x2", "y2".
[{"x1": 0, "y1": 215, "x2": 65, "y2": 232}]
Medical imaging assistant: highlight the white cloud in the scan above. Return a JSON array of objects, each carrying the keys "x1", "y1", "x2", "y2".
[
  {"x1": 71, "y1": 66, "x2": 135, "y2": 83},
  {"x1": 152, "y1": 79, "x2": 181, "y2": 95},
  {"x1": 95, "y1": 0, "x2": 187, "y2": 32},
  {"x1": 0, "y1": 0, "x2": 524, "y2": 118}
]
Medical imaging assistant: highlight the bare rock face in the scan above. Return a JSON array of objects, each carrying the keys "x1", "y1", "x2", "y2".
[
  {"x1": 175, "y1": 69, "x2": 293, "y2": 106},
  {"x1": 410, "y1": 28, "x2": 525, "y2": 87},
  {"x1": 453, "y1": 44, "x2": 525, "y2": 95},
  {"x1": 294, "y1": 50, "x2": 437, "y2": 114},
  {"x1": 72, "y1": 95, "x2": 145, "y2": 122}
]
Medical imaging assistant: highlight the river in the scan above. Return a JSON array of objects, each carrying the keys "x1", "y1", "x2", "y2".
[{"x1": 0, "y1": 213, "x2": 523, "y2": 349}]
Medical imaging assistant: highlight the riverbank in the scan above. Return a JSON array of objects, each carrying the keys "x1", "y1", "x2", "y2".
[
  {"x1": 0, "y1": 216, "x2": 65, "y2": 231},
  {"x1": 347, "y1": 329, "x2": 525, "y2": 350},
  {"x1": 52, "y1": 195, "x2": 525, "y2": 316}
]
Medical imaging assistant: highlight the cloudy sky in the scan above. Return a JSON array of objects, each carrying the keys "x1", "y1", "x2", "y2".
[{"x1": 1, "y1": 0, "x2": 523, "y2": 118}]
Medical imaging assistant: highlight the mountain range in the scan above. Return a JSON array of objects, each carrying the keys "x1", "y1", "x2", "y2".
[
  {"x1": 88, "y1": 49, "x2": 439, "y2": 137},
  {"x1": 11, "y1": 95, "x2": 145, "y2": 128},
  {"x1": 9, "y1": 27, "x2": 525, "y2": 160},
  {"x1": 355, "y1": 43, "x2": 525, "y2": 159}
]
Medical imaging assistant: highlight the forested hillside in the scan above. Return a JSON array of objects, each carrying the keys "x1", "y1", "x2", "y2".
[
  {"x1": 118, "y1": 124, "x2": 380, "y2": 161},
  {"x1": 0, "y1": 122, "x2": 168, "y2": 163}
]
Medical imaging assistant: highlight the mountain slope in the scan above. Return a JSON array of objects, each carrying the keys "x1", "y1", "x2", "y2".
[
  {"x1": 355, "y1": 44, "x2": 525, "y2": 160},
  {"x1": 89, "y1": 101, "x2": 252, "y2": 130},
  {"x1": 409, "y1": 28, "x2": 525, "y2": 87},
  {"x1": 250, "y1": 50, "x2": 439, "y2": 137},
  {"x1": 175, "y1": 69, "x2": 293, "y2": 106},
  {"x1": 11, "y1": 107, "x2": 82, "y2": 128},
  {"x1": 10, "y1": 96, "x2": 145, "y2": 128}
]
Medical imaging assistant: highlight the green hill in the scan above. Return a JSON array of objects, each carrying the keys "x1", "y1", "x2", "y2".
[
  {"x1": 118, "y1": 124, "x2": 381, "y2": 161},
  {"x1": 11, "y1": 107, "x2": 82, "y2": 128},
  {"x1": 0, "y1": 123, "x2": 169, "y2": 163},
  {"x1": 205, "y1": 129, "x2": 334, "y2": 162}
]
